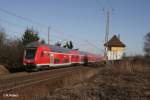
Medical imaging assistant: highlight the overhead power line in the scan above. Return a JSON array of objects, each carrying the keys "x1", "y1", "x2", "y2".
[
  {"x1": 0, "y1": 17, "x2": 71, "y2": 43},
  {"x1": 0, "y1": 7, "x2": 48, "y2": 28},
  {"x1": 0, "y1": 17, "x2": 26, "y2": 28},
  {"x1": 0, "y1": 7, "x2": 100, "y2": 53},
  {"x1": 0, "y1": 8, "x2": 90, "y2": 42},
  {"x1": 85, "y1": 40, "x2": 101, "y2": 50},
  {"x1": 0, "y1": 8, "x2": 83, "y2": 39}
]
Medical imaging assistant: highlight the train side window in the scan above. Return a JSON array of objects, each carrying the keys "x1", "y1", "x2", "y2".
[
  {"x1": 40, "y1": 51, "x2": 44, "y2": 58},
  {"x1": 54, "y1": 58, "x2": 60, "y2": 63},
  {"x1": 63, "y1": 59, "x2": 69, "y2": 63}
]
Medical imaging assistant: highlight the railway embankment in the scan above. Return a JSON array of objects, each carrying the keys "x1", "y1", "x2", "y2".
[
  {"x1": 0, "y1": 65, "x2": 10, "y2": 75},
  {"x1": 0, "y1": 65, "x2": 101, "y2": 100}
]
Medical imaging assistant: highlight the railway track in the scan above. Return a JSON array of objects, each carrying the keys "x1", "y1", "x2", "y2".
[{"x1": 0, "y1": 66, "x2": 89, "y2": 94}]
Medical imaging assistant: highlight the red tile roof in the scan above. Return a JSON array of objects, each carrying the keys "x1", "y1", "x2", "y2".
[{"x1": 104, "y1": 35, "x2": 126, "y2": 47}]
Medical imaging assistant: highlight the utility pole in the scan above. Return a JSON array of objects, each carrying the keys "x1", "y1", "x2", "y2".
[
  {"x1": 104, "y1": 9, "x2": 111, "y2": 63},
  {"x1": 105, "y1": 11, "x2": 109, "y2": 47},
  {"x1": 48, "y1": 27, "x2": 50, "y2": 45}
]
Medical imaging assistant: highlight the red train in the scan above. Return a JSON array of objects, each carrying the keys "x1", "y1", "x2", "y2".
[{"x1": 23, "y1": 42, "x2": 103, "y2": 71}]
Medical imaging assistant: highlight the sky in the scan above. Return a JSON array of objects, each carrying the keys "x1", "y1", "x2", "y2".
[{"x1": 0, "y1": 0, "x2": 150, "y2": 55}]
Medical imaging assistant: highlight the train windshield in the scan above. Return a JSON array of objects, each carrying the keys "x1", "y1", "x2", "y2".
[{"x1": 25, "y1": 48, "x2": 37, "y2": 59}]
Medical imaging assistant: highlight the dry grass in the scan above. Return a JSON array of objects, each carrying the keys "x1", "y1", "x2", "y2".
[
  {"x1": 41, "y1": 60, "x2": 150, "y2": 100},
  {"x1": 109, "y1": 61, "x2": 144, "y2": 74}
]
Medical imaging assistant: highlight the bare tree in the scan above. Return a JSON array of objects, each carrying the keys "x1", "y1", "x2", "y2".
[
  {"x1": 144, "y1": 32, "x2": 150, "y2": 56},
  {"x1": 0, "y1": 28, "x2": 24, "y2": 71},
  {"x1": 0, "y1": 29, "x2": 6, "y2": 47},
  {"x1": 0, "y1": 29, "x2": 7, "y2": 65}
]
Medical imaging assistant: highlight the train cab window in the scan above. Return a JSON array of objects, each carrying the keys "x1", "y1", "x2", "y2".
[{"x1": 25, "y1": 48, "x2": 37, "y2": 59}]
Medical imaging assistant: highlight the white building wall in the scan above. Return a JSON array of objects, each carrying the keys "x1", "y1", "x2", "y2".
[{"x1": 107, "y1": 51, "x2": 124, "y2": 60}]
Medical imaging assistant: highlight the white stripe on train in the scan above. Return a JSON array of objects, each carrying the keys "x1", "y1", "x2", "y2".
[{"x1": 35, "y1": 61, "x2": 95, "y2": 67}]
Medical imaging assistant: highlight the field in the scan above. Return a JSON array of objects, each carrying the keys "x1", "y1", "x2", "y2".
[{"x1": 43, "y1": 59, "x2": 150, "y2": 100}]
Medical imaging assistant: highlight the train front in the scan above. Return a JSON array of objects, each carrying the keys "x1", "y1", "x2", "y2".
[
  {"x1": 23, "y1": 42, "x2": 40, "y2": 70},
  {"x1": 23, "y1": 47, "x2": 37, "y2": 70}
]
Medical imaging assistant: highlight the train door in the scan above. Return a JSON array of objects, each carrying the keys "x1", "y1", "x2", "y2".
[
  {"x1": 69, "y1": 55, "x2": 71, "y2": 64},
  {"x1": 83, "y1": 55, "x2": 88, "y2": 65},
  {"x1": 50, "y1": 53, "x2": 54, "y2": 66},
  {"x1": 39, "y1": 51, "x2": 49, "y2": 64}
]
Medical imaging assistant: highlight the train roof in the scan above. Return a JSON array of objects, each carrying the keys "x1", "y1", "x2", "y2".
[
  {"x1": 26, "y1": 42, "x2": 99, "y2": 55},
  {"x1": 26, "y1": 42, "x2": 71, "y2": 53},
  {"x1": 50, "y1": 45, "x2": 71, "y2": 53},
  {"x1": 79, "y1": 51, "x2": 88, "y2": 55}
]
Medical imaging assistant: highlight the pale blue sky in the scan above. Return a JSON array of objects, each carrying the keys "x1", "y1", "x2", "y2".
[{"x1": 0, "y1": 0, "x2": 150, "y2": 55}]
